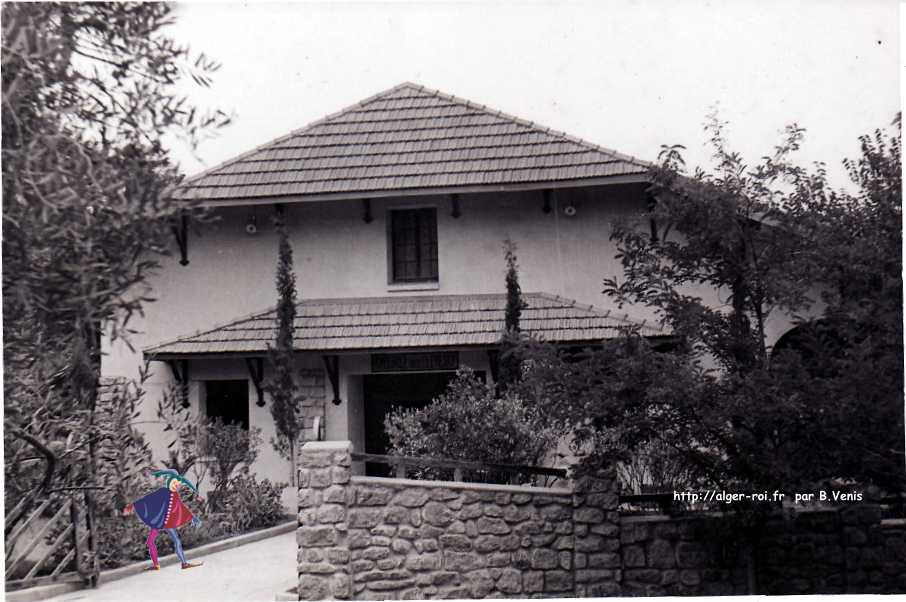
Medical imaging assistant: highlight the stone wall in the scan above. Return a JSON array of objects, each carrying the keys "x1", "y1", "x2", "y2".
[
  {"x1": 298, "y1": 369, "x2": 326, "y2": 443},
  {"x1": 296, "y1": 441, "x2": 906, "y2": 599},
  {"x1": 297, "y1": 441, "x2": 620, "y2": 600},
  {"x1": 620, "y1": 508, "x2": 906, "y2": 596},
  {"x1": 619, "y1": 515, "x2": 749, "y2": 596}
]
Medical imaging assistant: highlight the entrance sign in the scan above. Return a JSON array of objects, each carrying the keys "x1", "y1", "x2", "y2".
[{"x1": 371, "y1": 351, "x2": 459, "y2": 373}]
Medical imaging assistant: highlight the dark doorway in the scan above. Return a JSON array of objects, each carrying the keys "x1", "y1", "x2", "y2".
[
  {"x1": 363, "y1": 372, "x2": 456, "y2": 475},
  {"x1": 205, "y1": 380, "x2": 249, "y2": 430}
]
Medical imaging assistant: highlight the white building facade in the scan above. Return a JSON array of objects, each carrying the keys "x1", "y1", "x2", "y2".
[{"x1": 102, "y1": 83, "x2": 796, "y2": 488}]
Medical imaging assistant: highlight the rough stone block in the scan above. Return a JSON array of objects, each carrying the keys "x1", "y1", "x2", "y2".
[
  {"x1": 394, "y1": 489, "x2": 430, "y2": 508},
  {"x1": 316, "y1": 503, "x2": 346, "y2": 524},
  {"x1": 406, "y1": 552, "x2": 442, "y2": 571},
  {"x1": 574, "y1": 507, "x2": 604, "y2": 523},
  {"x1": 298, "y1": 526, "x2": 337, "y2": 547},
  {"x1": 588, "y1": 552, "x2": 620, "y2": 569},
  {"x1": 350, "y1": 559, "x2": 374, "y2": 572},
  {"x1": 524, "y1": 570, "x2": 544, "y2": 593},
  {"x1": 574, "y1": 569, "x2": 614, "y2": 584},
  {"x1": 348, "y1": 508, "x2": 383, "y2": 529},
  {"x1": 330, "y1": 466, "x2": 350, "y2": 484},
  {"x1": 648, "y1": 539, "x2": 676, "y2": 569},
  {"x1": 298, "y1": 489, "x2": 322, "y2": 509},
  {"x1": 676, "y1": 542, "x2": 707, "y2": 568},
  {"x1": 444, "y1": 551, "x2": 485, "y2": 572},
  {"x1": 377, "y1": 557, "x2": 404, "y2": 570},
  {"x1": 496, "y1": 568, "x2": 522, "y2": 593},
  {"x1": 624, "y1": 544, "x2": 645, "y2": 568},
  {"x1": 544, "y1": 570, "x2": 572, "y2": 592},
  {"x1": 310, "y1": 468, "x2": 332, "y2": 488},
  {"x1": 298, "y1": 575, "x2": 328, "y2": 600},
  {"x1": 357, "y1": 486, "x2": 393, "y2": 505},
  {"x1": 483, "y1": 504, "x2": 503, "y2": 518},
  {"x1": 423, "y1": 502, "x2": 456, "y2": 527},
  {"x1": 474, "y1": 535, "x2": 501, "y2": 553},
  {"x1": 323, "y1": 485, "x2": 347, "y2": 504},
  {"x1": 329, "y1": 574, "x2": 351, "y2": 599},
  {"x1": 512, "y1": 493, "x2": 533, "y2": 505},
  {"x1": 559, "y1": 551, "x2": 572, "y2": 570},
  {"x1": 477, "y1": 517, "x2": 511, "y2": 535},
  {"x1": 590, "y1": 523, "x2": 620, "y2": 537},
  {"x1": 298, "y1": 562, "x2": 336, "y2": 574},
  {"x1": 438, "y1": 534, "x2": 472, "y2": 552},
  {"x1": 531, "y1": 548, "x2": 559, "y2": 570}
]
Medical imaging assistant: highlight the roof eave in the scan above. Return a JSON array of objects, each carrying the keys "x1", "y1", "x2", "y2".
[{"x1": 169, "y1": 173, "x2": 651, "y2": 208}]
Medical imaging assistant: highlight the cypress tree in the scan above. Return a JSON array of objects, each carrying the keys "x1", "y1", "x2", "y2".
[
  {"x1": 267, "y1": 209, "x2": 305, "y2": 485},
  {"x1": 498, "y1": 239, "x2": 526, "y2": 391}
]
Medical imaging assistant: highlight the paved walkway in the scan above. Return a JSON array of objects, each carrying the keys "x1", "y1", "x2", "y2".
[{"x1": 41, "y1": 530, "x2": 296, "y2": 602}]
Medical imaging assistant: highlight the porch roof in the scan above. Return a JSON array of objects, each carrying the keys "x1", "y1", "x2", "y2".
[
  {"x1": 143, "y1": 292, "x2": 667, "y2": 358},
  {"x1": 172, "y1": 82, "x2": 649, "y2": 203}
]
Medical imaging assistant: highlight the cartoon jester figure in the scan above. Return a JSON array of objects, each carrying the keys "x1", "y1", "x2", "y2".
[{"x1": 122, "y1": 469, "x2": 205, "y2": 571}]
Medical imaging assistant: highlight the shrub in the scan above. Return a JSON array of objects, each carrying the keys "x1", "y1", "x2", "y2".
[
  {"x1": 218, "y1": 470, "x2": 288, "y2": 533},
  {"x1": 198, "y1": 419, "x2": 262, "y2": 511},
  {"x1": 385, "y1": 368, "x2": 559, "y2": 482}
]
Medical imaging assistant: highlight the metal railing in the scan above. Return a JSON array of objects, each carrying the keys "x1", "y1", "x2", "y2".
[{"x1": 350, "y1": 452, "x2": 568, "y2": 487}]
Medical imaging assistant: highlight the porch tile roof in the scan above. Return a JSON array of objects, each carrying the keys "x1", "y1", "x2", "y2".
[
  {"x1": 173, "y1": 83, "x2": 649, "y2": 202},
  {"x1": 143, "y1": 293, "x2": 666, "y2": 357}
]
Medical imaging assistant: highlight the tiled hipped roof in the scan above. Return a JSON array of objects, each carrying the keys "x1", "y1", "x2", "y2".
[
  {"x1": 143, "y1": 293, "x2": 666, "y2": 357},
  {"x1": 173, "y1": 83, "x2": 649, "y2": 201}
]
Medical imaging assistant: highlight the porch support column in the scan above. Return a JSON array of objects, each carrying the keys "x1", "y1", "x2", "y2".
[
  {"x1": 321, "y1": 355, "x2": 341, "y2": 405},
  {"x1": 246, "y1": 357, "x2": 266, "y2": 407}
]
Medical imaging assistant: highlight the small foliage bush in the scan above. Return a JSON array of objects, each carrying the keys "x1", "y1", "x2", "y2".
[
  {"x1": 385, "y1": 368, "x2": 559, "y2": 482},
  {"x1": 218, "y1": 470, "x2": 288, "y2": 533}
]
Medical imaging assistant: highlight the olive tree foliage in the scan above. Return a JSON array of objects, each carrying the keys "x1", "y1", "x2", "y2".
[
  {"x1": 2, "y1": 2, "x2": 230, "y2": 526},
  {"x1": 523, "y1": 113, "x2": 904, "y2": 495}
]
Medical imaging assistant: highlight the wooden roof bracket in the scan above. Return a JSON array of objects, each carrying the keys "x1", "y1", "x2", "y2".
[
  {"x1": 450, "y1": 194, "x2": 461, "y2": 218},
  {"x1": 165, "y1": 359, "x2": 190, "y2": 407},
  {"x1": 362, "y1": 199, "x2": 373, "y2": 223},
  {"x1": 246, "y1": 357, "x2": 266, "y2": 407},
  {"x1": 322, "y1": 355, "x2": 341, "y2": 405},
  {"x1": 171, "y1": 213, "x2": 190, "y2": 266},
  {"x1": 542, "y1": 189, "x2": 552, "y2": 214}
]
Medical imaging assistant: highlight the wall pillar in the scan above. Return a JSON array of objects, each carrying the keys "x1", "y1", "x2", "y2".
[
  {"x1": 297, "y1": 441, "x2": 353, "y2": 600},
  {"x1": 572, "y1": 468, "x2": 622, "y2": 597}
]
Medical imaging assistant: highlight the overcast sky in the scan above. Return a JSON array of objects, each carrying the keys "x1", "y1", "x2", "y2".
[{"x1": 166, "y1": 1, "x2": 900, "y2": 190}]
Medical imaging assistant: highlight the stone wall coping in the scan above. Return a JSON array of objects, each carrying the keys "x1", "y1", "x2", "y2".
[
  {"x1": 620, "y1": 512, "x2": 725, "y2": 524},
  {"x1": 881, "y1": 518, "x2": 906, "y2": 528},
  {"x1": 351, "y1": 475, "x2": 572, "y2": 496},
  {"x1": 301, "y1": 440, "x2": 351, "y2": 451}
]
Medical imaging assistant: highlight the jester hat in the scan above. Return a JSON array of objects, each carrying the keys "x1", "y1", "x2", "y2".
[{"x1": 150, "y1": 469, "x2": 199, "y2": 495}]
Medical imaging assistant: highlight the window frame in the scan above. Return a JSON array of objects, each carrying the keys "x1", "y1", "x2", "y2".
[{"x1": 386, "y1": 206, "x2": 439, "y2": 285}]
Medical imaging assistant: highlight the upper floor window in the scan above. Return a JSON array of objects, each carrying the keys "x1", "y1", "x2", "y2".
[{"x1": 389, "y1": 208, "x2": 438, "y2": 283}]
